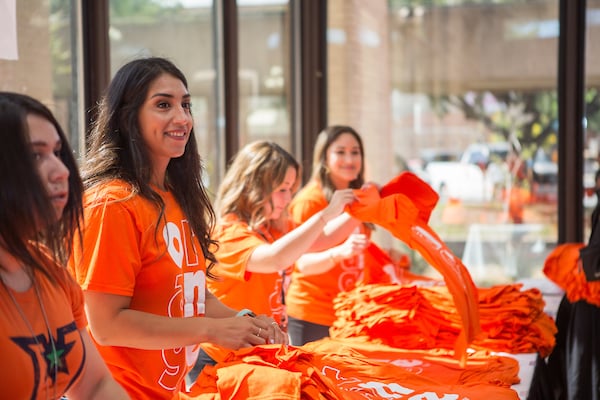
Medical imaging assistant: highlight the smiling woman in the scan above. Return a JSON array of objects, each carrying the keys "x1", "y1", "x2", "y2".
[
  {"x1": 137, "y1": 73, "x2": 194, "y2": 189},
  {"x1": 285, "y1": 125, "x2": 376, "y2": 346},
  {"x1": 67, "y1": 57, "x2": 289, "y2": 399},
  {"x1": 189, "y1": 140, "x2": 357, "y2": 382}
]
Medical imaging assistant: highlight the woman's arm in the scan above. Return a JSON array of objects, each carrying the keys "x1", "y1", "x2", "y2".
[
  {"x1": 203, "y1": 289, "x2": 238, "y2": 318},
  {"x1": 296, "y1": 232, "x2": 369, "y2": 275},
  {"x1": 64, "y1": 330, "x2": 129, "y2": 399},
  {"x1": 310, "y1": 182, "x2": 381, "y2": 251},
  {"x1": 309, "y1": 212, "x2": 364, "y2": 252},
  {"x1": 246, "y1": 189, "x2": 356, "y2": 273},
  {"x1": 84, "y1": 290, "x2": 287, "y2": 351}
]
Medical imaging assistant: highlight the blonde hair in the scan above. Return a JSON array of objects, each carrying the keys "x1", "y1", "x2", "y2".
[{"x1": 216, "y1": 141, "x2": 300, "y2": 230}]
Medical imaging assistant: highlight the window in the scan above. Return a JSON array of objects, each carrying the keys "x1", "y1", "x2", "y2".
[
  {"x1": 328, "y1": 0, "x2": 560, "y2": 286},
  {"x1": 585, "y1": 3, "x2": 600, "y2": 237},
  {"x1": 108, "y1": 0, "x2": 219, "y2": 193},
  {"x1": 238, "y1": 0, "x2": 291, "y2": 150},
  {"x1": 0, "y1": 0, "x2": 81, "y2": 153}
]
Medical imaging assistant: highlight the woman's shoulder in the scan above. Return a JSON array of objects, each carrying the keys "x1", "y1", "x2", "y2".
[
  {"x1": 214, "y1": 214, "x2": 248, "y2": 234},
  {"x1": 292, "y1": 180, "x2": 326, "y2": 202},
  {"x1": 83, "y1": 179, "x2": 140, "y2": 207},
  {"x1": 34, "y1": 248, "x2": 81, "y2": 292},
  {"x1": 289, "y1": 180, "x2": 328, "y2": 216},
  {"x1": 213, "y1": 214, "x2": 265, "y2": 244}
]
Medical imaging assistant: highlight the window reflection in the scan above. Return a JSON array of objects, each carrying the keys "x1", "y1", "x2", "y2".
[
  {"x1": 238, "y1": 0, "x2": 291, "y2": 149},
  {"x1": 108, "y1": 0, "x2": 219, "y2": 194},
  {"x1": 391, "y1": 1, "x2": 560, "y2": 286},
  {"x1": 585, "y1": 4, "x2": 600, "y2": 238},
  {"x1": 329, "y1": 0, "x2": 560, "y2": 286},
  {"x1": 0, "y1": 0, "x2": 79, "y2": 153}
]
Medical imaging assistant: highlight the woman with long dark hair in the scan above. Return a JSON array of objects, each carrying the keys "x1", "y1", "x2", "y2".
[
  {"x1": 0, "y1": 92, "x2": 127, "y2": 399},
  {"x1": 69, "y1": 57, "x2": 287, "y2": 399}
]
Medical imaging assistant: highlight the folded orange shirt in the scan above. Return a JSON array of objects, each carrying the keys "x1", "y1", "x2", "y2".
[
  {"x1": 331, "y1": 282, "x2": 556, "y2": 357},
  {"x1": 188, "y1": 343, "x2": 519, "y2": 399}
]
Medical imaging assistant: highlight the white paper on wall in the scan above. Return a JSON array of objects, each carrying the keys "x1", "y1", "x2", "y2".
[{"x1": 0, "y1": 0, "x2": 18, "y2": 60}]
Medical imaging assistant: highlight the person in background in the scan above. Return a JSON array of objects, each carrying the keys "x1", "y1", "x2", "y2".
[
  {"x1": 0, "y1": 92, "x2": 128, "y2": 399},
  {"x1": 528, "y1": 167, "x2": 600, "y2": 399},
  {"x1": 188, "y1": 140, "x2": 357, "y2": 381},
  {"x1": 68, "y1": 57, "x2": 287, "y2": 399},
  {"x1": 286, "y1": 125, "x2": 397, "y2": 345}
]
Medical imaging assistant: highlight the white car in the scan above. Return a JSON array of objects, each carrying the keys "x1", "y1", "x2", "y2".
[{"x1": 424, "y1": 142, "x2": 510, "y2": 203}]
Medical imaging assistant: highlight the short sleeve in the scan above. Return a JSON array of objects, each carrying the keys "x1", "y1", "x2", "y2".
[
  {"x1": 213, "y1": 222, "x2": 265, "y2": 281},
  {"x1": 288, "y1": 181, "x2": 328, "y2": 224},
  {"x1": 70, "y1": 197, "x2": 142, "y2": 297}
]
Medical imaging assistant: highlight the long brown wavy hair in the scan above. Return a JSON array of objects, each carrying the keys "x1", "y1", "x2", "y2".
[{"x1": 215, "y1": 141, "x2": 300, "y2": 231}]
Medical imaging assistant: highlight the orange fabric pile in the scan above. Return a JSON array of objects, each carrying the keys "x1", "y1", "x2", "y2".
[
  {"x1": 330, "y1": 282, "x2": 556, "y2": 357},
  {"x1": 186, "y1": 343, "x2": 520, "y2": 399},
  {"x1": 303, "y1": 338, "x2": 520, "y2": 389},
  {"x1": 543, "y1": 242, "x2": 600, "y2": 307},
  {"x1": 359, "y1": 240, "x2": 437, "y2": 286},
  {"x1": 346, "y1": 172, "x2": 481, "y2": 364},
  {"x1": 474, "y1": 284, "x2": 557, "y2": 356}
]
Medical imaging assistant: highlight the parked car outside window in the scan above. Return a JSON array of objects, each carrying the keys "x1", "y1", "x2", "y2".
[
  {"x1": 529, "y1": 148, "x2": 558, "y2": 203},
  {"x1": 424, "y1": 142, "x2": 510, "y2": 203}
]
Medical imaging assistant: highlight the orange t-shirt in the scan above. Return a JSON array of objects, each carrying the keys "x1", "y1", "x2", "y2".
[
  {"x1": 544, "y1": 242, "x2": 600, "y2": 306},
  {"x1": 345, "y1": 177, "x2": 481, "y2": 363},
  {"x1": 69, "y1": 180, "x2": 207, "y2": 400},
  {"x1": 288, "y1": 180, "x2": 329, "y2": 223},
  {"x1": 203, "y1": 214, "x2": 293, "y2": 362},
  {"x1": 286, "y1": 180, "x2": 368, "y2": 326},
  {"x1": 190, "y1": 343, "x2": 520, "y2": 399},
  {"x1": 1, "y1": 251, "x2": 87, "y2": 400},
  {"x1": 207, "y1": 213, "x2": 293, "y2": 324}
]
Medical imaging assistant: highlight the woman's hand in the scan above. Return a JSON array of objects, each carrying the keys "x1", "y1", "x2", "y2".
[
  {"x1": 321, "y1": 189, "x2": 356, "y2": 222},
  {"x1": 256, "y1": 314, "x2": 289, "y2": 345},
  {"x1": 362, "y1": 181, "x2": 381, "y2": 191},
  {"x1": 208, "y1": 314, "x2": 289, "y2": 350},
  {"x1": 335, "y1": 233, "x2": 369, "y2": 260}
]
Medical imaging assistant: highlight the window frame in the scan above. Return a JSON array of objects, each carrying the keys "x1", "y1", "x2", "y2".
[{"x1": 80, "y1": 0, "x2": 586, "y2": 243}]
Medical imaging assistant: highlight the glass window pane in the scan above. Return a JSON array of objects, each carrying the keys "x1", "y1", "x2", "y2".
[
  {"x1": 585, "y1": 3, "x2": 600, "y2": 238},
  {"x1": 108, "y1": 0, "x2": 219, "y2": 194},
  {"x1": 328, "y1": 0, "x2": 559, "y2": 287},
  {"x1": 238, "y1": 0, "x2": 291, "y2": 149},
  {"x1": 0, "y1": 0, "x2": 81, "y2": 154}
]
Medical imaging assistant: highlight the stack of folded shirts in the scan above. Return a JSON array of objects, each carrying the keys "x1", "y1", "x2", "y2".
[{"x1": 331, "y1": 282, "x2": 556, "y2": 357}]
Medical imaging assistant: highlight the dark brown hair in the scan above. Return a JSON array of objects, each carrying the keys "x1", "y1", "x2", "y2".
[
  {"x1": 82, "y1": 57, "x2": 218, "y2": 274},
  {"x1": 311, "y1": 125, "x2": 365, "y2": 201},
  {"x1": 0, "y1": 92, "x2": 83, "y2": 278}
]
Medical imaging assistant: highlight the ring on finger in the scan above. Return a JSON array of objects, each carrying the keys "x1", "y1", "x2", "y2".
[{"x1": 256, "y1": 327, "x2": 262, "y2": 338}]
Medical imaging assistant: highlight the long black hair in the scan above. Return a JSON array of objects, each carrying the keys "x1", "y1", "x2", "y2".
[
  {"x1": 0, "y1": 92, "x2": 83, "y2": 278},
  {"x1": 82, "y1": 57, "x2": 218, "y2": 274}
]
